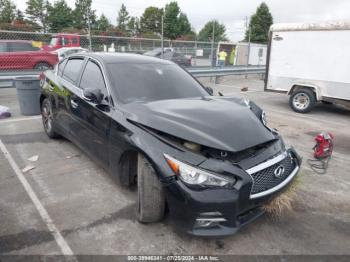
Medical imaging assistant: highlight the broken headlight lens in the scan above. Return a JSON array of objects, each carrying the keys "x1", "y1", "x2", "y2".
[{"x1": 164, "y1": 154, "x2": 236, "y2": 188}]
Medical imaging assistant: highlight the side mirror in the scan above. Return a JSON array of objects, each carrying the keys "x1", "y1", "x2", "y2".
[
  {"x1": 204, "y1": 86, "x2": 214, "y2": 95},
  {"x1": 83, "y1": 88, "x2": 103, "y2": 104}
]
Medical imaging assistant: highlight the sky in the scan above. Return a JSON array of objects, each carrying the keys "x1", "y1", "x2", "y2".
[{"x1": 12, "y1": 0, "x2": 350, "y2": 41}]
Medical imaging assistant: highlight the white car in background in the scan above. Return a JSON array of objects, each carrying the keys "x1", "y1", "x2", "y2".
[{"x1": 53, "y1": 47, "x2": 88, "y2": 61}]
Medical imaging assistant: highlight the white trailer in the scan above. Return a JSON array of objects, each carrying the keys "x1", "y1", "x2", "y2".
[
  {"x1": 215, "y1": 42, "x2": 267, "y2": 66},
  {"x1": 265, "y1": 21, "x2": 350, "y2": 113},
  {"x1": 235, "y1": 42, "x2": 267, "y2": 66}
]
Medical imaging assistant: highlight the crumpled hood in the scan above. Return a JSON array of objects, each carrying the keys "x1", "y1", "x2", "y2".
[{"x1": 122, "y1": 96, "x2": 276, "y2": 152}]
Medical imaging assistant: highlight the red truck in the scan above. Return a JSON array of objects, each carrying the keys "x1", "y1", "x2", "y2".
[
  {"x1": 43, "y1": 34, "x2": 81, "y2": 51},
  {"x1": 0, "y1": 40, "x2": 58, "y2": 70}
]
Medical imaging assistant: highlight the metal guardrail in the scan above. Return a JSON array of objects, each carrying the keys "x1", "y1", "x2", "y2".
[
  {"x1": 0, "y1": 71, "x2": 39, "y2": 88},
  {"x1": 187, "y1": 66, "x2": 266, "y2": 77},
  {"x1": 0, "y1": 65, "x2": 266, "y2": 88}
]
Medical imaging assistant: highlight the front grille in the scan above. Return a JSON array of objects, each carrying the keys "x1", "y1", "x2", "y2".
[{"x1": 250, "y1": 154, "x2": 296, "y2": 195}]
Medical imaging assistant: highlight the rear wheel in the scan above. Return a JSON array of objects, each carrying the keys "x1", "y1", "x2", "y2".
[
  {"x1": 136, "y1": 154, "x2": 165, "y2": 223},
  {"x1": 41, "y1": 98, "x2": 59, "y2": 138},
  {"x1": 34, "y1": 62, "x2": 51, "y2": 71},
  {"x1": 289, "y1": 88, "x2": 316, "y2": 113}
]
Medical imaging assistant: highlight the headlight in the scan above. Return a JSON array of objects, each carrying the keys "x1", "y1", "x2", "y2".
[{"x1": 164, "y1": 154, "x2": 236, "y2": 188}]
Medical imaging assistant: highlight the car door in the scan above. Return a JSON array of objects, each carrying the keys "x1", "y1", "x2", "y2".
[
  {"x1": 8, "y1": 42, "x2": 40, "y2": 69},
  {"x1": 73, "y1": 59, "x2": 112, "y2": 168},
  {"x1": 56, "y1": 57, "x2": 86, "y2": 143},
  {"x1": 0, "y1": 42, "x2": 9, "y2": 69}
]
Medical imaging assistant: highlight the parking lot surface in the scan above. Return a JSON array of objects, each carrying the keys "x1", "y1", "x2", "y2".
[{"x1": 0, "y1": 76, "x2": 349, "y2": 255}]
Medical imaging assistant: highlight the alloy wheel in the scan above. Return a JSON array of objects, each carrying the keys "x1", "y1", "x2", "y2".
[{"x1": 42, "y1": 103, "x2": 52, "y2": 133}]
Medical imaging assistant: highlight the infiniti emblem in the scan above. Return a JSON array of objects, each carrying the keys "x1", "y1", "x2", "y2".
[{"x1": 274, "y1": 165, "x2": 285, "y2": 178}]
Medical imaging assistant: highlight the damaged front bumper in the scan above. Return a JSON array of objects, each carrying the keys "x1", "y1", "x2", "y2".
[{"x1": 164, "y1": 148, "x2": 302, "y2": 237}]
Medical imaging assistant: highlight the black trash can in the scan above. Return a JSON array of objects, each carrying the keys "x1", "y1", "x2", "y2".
[{"x1": 15, "y1": 76, "x2": 41, "y2": 115}]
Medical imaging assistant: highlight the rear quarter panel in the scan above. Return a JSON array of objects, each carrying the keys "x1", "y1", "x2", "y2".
[{"x1": 32, "y1": 52, "x2": 59, "y2": 68}]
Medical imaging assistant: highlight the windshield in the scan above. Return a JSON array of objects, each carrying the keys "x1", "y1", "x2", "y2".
[
  {"x1": 50, "y1": 37, "x2": 60, "y2": 46},
  {"x1": 108, "y1": 63, "x2": 208, "y2": 104}
]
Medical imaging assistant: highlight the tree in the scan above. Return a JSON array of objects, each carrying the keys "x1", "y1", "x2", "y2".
[
  {"x1": 163, "y1": 1, "x2": 180, "y2": 39},
  {"x1": 245, "y1": 2, "x2": 273, "y2": 43},
  {"x1": 73, "y1": 0, "x2": 96, "y2": 31},
  {"x1": 127, "y1": 16, "x2": 140, "y2": 36},
  {"x1": 140, "y1": 6, "x2": 163, "y2": 35},
  {"x1": 15, "y1": 9, "x2": 25, "y2": 22},
  {"x1": 117, "y1": 4, "x2": 129, "y2": 31},
  {"x1": 198, "y1": 20, "x2": 227, "y2": 42},
  {"x1": 96, "y1": 13, "x2": 111, "y2": 31},
  {"x1": 177, "y1": 13, "x2": 191, "y2": 36},
  {"x1": 0, "y1": 0, "x2": 16, "y2": 23},
  {"x1": 25, "y1": 0, "x2": 50, "y2": 32},
  {"x1": 47, "y1": 0, "x2": 73, "y2": 32},
  {"x1": 163, "y1": 1, "x2": 192, "y2": 39}
]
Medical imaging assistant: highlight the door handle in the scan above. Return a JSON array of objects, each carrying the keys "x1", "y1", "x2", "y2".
[{"x1": 71, "y1": 99, "x2": 78, "y2": 108}]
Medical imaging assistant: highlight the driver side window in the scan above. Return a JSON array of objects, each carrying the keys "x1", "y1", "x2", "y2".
[{"x1": 80, "y1": 60, "x2": 108, "y2": 100}]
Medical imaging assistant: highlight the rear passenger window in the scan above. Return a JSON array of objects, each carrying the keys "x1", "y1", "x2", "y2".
[
  {"x1": 80, "y1": 60, "x2": 107, "y2": 98},
  {"x1": 58, "y1": 59, "x2": 68, "y2": 76},
  {"x1": 10, "y1": 43, "x2": 39, "y2": 52},
  {"x1": 62, "y1": 58, "x2": 84, "y2": 84}
]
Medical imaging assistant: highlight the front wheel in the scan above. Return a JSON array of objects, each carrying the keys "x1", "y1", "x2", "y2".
[
  {"x1": 289, "y1": 88, "x2": 316, "y2": 113},
  {"x1": 41, "y1": 98, "x2": 59, "y2": 138},
  {"x1": 136, "y1": 154, "x2": 165, "y2": 223}
]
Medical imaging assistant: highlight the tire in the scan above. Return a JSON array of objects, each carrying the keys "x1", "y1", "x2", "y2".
[
  {"x1": 34, "y1": 62, "x2": 51, "y2": 71},
  {"x1": 136, "y1": 154, "x2": 165, "y2": 223},
  {"x1": 289, "y1": 88, "x2": 316, "y2": 113},
  {"x1": 41, "y1": 98, "x2": 60, "y2": 138}
]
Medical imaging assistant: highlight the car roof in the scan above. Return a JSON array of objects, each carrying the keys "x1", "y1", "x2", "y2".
[{"x1": 79, "y1": 52, "x2": 173, "y2": 65}]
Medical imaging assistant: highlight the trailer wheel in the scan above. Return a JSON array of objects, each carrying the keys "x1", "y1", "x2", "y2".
[{"x1": 289, "y1": 88, "x2": 316, "y2": 113}]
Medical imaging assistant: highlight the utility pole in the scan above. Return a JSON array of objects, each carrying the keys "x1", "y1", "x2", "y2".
[
  {"x1": 161, "y1": 15, "x2": 164, "y2": 59},
  {"x1": 210, "y1": 22, "x2": 215, "y2": 67},
  {"x1": 87, "y1": 8, "x2": 92, "y2": 51},
  {"x1": 246, "y1": 16, "x2": 251, "y2": 66},
  {"x1": 245, "y1": 16, "x2": 251, "y2": 78},
  {"x1": 194, "y1": 36, "x2": 197, "y2": 66}
]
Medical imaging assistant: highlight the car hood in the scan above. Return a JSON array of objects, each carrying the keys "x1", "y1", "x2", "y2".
[{"x1": 122, "y1": 96, "x2": 276, "y2": 152}]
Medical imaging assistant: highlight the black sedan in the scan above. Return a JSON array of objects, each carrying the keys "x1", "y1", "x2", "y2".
[{"x1": 40, "y1": 53, "x2": 301, "y2": 236}]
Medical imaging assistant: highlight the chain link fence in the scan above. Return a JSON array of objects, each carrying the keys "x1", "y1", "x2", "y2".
[{"x1": 0, "y1": 30, "x2": 218, "y2": 74}]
